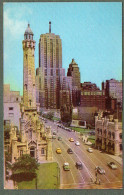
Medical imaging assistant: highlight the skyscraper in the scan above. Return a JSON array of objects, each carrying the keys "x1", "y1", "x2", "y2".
[
  {"x1": 67, "y1": 59, "x2": 81, "y2": 107},
  {"x1": 22, "y1": 24, "x2": 36, "y2": 109},
  {"x1": 36, "y1": 22, "x2": 65, "y2": 109}
]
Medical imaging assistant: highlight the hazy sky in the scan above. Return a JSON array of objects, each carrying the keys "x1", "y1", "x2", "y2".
[{"x1": 4, "y1": 2, "x2": 122, "y2": 95}]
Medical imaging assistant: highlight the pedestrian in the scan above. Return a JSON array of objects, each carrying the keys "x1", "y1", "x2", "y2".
[{"x1": 99, "y1": 178, "x2": 101, "y2": 185}]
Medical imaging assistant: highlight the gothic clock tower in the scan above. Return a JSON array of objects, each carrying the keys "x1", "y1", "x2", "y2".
[{"x1": 22, "y1": 24, "x2": 36, "y2": 109}]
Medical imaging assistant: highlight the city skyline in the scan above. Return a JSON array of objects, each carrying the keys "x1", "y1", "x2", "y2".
[{"x1": 4, "y1": 2, "x2": 122, "y2": 95}]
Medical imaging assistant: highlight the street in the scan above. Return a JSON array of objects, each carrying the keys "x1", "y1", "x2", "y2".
[{"x1": 45, "y1": 119, "x2": 123, "y2": 189}]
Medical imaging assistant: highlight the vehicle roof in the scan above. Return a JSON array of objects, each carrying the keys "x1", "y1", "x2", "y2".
[
  {"x1": 64, "y1": 162, "x2": 69, "y2": 165},
  {"x1": 98, "y1": 166, "x2": 104, "y2": 170},
  {"x1": 76, "y1": 161, "x2": 82, "y2": 165}
]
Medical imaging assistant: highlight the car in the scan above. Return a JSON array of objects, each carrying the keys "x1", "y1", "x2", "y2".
[
  {"x1": 69, "y1": 138, "x2": 74, "y2": 142},
  {"x1": 63, "y1": 162, "x2": 70, "y2": 171},
  {"x1": 67, "y1": 148, "x2": 73, "y2": 154},
  {"x1": 96, "y1": 166, "x2": 105, "y2": 174},
  {"x1": 56, "y1": 148, "x2": 62, "y2": 154},
  {"x1": 76, "y1": 161, "x2": 83, "y2": 170},
  {"x1": 52, "y1": 135, "x2": 56, "y2": 139},
  {"x1": 75, "y1": 141, "x2": 80, "y2": 146},
  {"x1": 58, "y1": 136, "x2": 62, "y2": 141},
  {"x1": 53, "y1": 131, "x2": 57, "y2": 135},
  {"x1": 107, "y1": 162, "x2": 117, "y2": 169},
  {"x1": 87, "y1": 148, "x2": 93, "y2": 153}
]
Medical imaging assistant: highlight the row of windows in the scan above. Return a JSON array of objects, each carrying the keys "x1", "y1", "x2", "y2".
[{"x1": 24, "y1": 34, "x2": 33, "y2": 40}]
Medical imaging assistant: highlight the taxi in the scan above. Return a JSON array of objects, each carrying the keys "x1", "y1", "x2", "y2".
[
  {"x1": 69, "y1": 138, "x2": 74, "y2": 142},
  {"x1": 56, "y1": 148, "x2": 62, "y2": 154}
]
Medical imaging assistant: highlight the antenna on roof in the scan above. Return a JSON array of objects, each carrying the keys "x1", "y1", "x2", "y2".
[{"x1": 49, "y1": 21, "x2": 51, "y2": 33}]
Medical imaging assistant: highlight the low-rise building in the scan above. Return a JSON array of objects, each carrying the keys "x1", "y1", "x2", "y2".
[
  {"x1": 102, "y1": 79, "x2": 122, "y2": 109},
  {"x1": 81, "y1": 82, "x2": 105, "y2": 110},
  {"x1": 95, "y1": 116, "x2": 122, "y2": 156},
  {"x1": 4, "y1": 84, "x2": 22, "y2": 130}
]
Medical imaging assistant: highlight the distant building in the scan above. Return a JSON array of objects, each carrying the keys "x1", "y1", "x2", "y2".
[
  {"x1": 81, "y1": 82, "x2": 105, "y2": 110},
  {"x1": 67, "y1": 59, "x2": 81, "y2": 107},
  {"x1": 102, "y1": 79, "x2": 122, "y2": 109},
  {"x1": 60, "y1": 77, "x2": 72, "y2": 123},
  {"x1": 36, "y1": 22, "x2": 65, "y2": 109},
  {"x1": 95, "y1": 116, "x2": 122, "y2": 156},
  {"x1": 4, "y1": 84, "x2": 22, "y2": 130}
]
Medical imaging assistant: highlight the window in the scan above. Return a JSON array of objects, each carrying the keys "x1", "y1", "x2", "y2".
[
  {"x1": 120, "y1": 144, "x2": 122, "y2": 151},
  {"x1": 16, "y1": 98, "x2": 18, "y2": 101},
  {"x1": 29, "y1": 100, "x2": 31, "y2": 106},
  {"x1": 41, "y1": 148, "x2": 45, "y2": 155},
  {"x1": 51, "y1": 69, "x2": 53, "y2": 76},
  {"x1": 9, "y1": 113, "x2": 14, "y2": 117},
  {"x1": 29, "y1": 70, "x2": 31, "y2": 75},
  {"x1": 25, "y1": 84, "x2": 27, "y2": 90},
  {"x1": 45, "y1": 69, "x2": 47, "y2": 76},
  {"x1": 9, "y1": 107, "x2": 13, "y2": 110},
  {"x1": 119, "y1": 133, "x2": 122, "y2": 139}
]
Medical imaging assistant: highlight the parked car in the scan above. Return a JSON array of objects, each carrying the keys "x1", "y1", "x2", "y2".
[
  {"x1": 63, "y1": 162, "x2": 70, "y2": 171},
  {"x1": 53, "y1": 131, "x2": 57, "y2": 135},
  {"x1": 52, "y1": 135, "x2": 56, "y2": 139},
  {"x1": 75, "y1": 141, "x2": 80, "y2": 146},
  {"x1": 87, "y1": 148, "x2": 93, "y2": 153},
  {"x1": 76, "y1": 161, "x2": 83, "y2": 170},
  {"x1": 107, "y1": 162, "x2": 117, "y2": 169},
  {"x1": 67, "y1": 148, "x2": 73, "y2": 154},
  {"x1": 67, "y1": 128, "x2": 71, "y2": 132},
  {"x1": 56, "y1": 148, "x2": 62, "y2": 154},
  {"x1": 58, "y1": 136, "x2": 62, "y2": 141},
  {"x1": 96, "y1": 166, "x2": 105, "y2": 174},
  {"x1": 69, "y1": 138, "x2": 74, "y2": 142}
]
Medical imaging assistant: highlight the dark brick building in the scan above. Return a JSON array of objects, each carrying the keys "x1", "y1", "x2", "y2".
[{"x1": 81, "y1": 82, "x2": 105, "y2": 110}]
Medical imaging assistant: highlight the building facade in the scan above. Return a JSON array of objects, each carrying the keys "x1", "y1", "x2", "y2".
[
  {"x1": 102, "y1": 79, "x2": 122, "y2": 109},
  {"x1": 67, "y1": 59, "x2": 81, "y2": 107},
  {"x1": 95, "y1": 116, "x2": 122, "y2": 156},
  {"x1": 81, "y1": 82, "x2": 105, "y2": 110},
  {"x1": 36, "y1": 22, "x2": 65, "y2": 109},
  {"x1": 4, "y1": 84, "x2": 22, "y2": 130}
]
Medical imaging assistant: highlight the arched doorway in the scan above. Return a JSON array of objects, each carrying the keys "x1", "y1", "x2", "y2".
[{"x1": 30, "y1": 147, "x2": 35, "y2": 158}]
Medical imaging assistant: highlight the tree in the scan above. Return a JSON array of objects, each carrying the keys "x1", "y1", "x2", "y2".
[{"x1": 11, "y1": 154, "x2": 39, "y2": 182}]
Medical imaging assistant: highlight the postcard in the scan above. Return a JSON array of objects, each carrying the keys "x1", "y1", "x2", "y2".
[{"x1": 3, "y1": 2, "x2": 122, "y2": 189}]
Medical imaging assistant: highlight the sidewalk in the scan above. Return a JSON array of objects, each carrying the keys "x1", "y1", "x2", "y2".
[
  {"x1": 106, "y1": 154, "x2": 122, "y2": 165},
  {"x1": 4, "y1": 179, "x2": 14, "y2": 189}
]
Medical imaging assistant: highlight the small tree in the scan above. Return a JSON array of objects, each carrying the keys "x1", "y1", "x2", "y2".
[
  {"x1": 11, "y1": 154, "x2": 39, "y2": 182},
  {"x1": 47, "y1": 111, "x2": 54, "y2": 120}
]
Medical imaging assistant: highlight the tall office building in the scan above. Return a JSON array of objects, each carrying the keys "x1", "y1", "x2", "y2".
[
  {"x1": 36, "y1": 22, "x2": 65, "y2": 109},
  {"x1": 67, "y1": 59, "x2": 81, "y2": 107}
]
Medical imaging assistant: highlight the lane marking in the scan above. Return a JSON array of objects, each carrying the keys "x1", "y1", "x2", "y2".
[
  {"x1": 50, "y1": 123, "x2": 95, "y2": 180},
  {"x1": 56, "y1": 139, "x2": 85, "y2": 184},
  {"x1": 53, "y1": 141, "x2": 76, "y2": 184}
]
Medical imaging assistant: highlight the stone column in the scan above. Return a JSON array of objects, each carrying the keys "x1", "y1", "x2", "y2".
[
  {"x1": 11, "y1": 139, "x2": 18, "y2": 163},
  {"x1": 20, "y1": 119, "x2": 26, "y2": 143}
]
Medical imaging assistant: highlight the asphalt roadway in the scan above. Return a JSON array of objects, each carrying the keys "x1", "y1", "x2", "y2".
[{"x1": 45, "y1": 120, "x2": 123, "y2": 189}]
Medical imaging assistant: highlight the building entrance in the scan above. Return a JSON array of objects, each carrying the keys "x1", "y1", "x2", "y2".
[{"x1": 30, "y1": 147, "x2": 35, "y2": 157}]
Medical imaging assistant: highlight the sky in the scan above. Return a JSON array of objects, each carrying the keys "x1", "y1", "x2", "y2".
[{"x1": 4, "y1": 2, "x2": 122, "y2": 95}]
